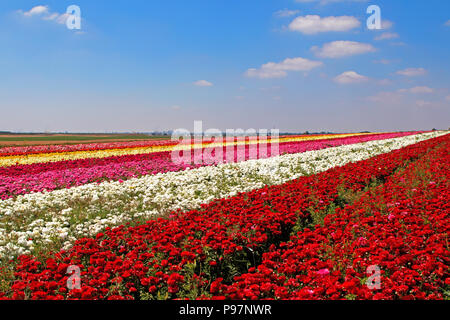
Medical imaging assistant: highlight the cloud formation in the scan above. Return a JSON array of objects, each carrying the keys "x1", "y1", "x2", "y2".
[
  {"x1": 22, "y1": 5, "x2": 48, "y2": 16},
  {"x1": 381, "y1": 20, "x2": 394, "y2": 30},
  {"x1": 18, "y1": 5, "x2": 69, "y2": 25},
  {"x1": 333, "y1": 71, "x2": 369, "y2": 84},
  {"x1": 289, "y1": 15, "x2": 360, "y2": 34},
  {"x1": 245, "y1": 57, "x2": 323, "y2": 79},
  {"x1": 374, "y1": 32, "x2": 399, "y2": 41},
  {"x1": 398, "y1": 86, "x2": 434, "y2": 94},
  {"x1": 193, "y1": 80, "x2": 213, "y2": 87},
  {"x1": 396, "y1": 68, "x2": 427, "y2": 77},
  {"x1": 312, "y1": 41, "x2": 376, "y2": 58}
]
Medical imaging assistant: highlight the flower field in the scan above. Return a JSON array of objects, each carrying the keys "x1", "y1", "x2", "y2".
[{"x1": 0, "y1": 131, "x2": 448, "y2": 300}]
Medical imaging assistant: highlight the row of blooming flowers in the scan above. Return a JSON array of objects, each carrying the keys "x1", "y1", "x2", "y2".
[
  {"x1": 0, "y1": 132, "x2": 416, "y2": 199},
  {"x1": 2, "y1": 132, "x2": 447, "y2": 299},
  {"x1": 0, "y1": 133, "x2": 385, "y2": 167},
  {"x1": 214, "y1": 136, "x2": 449, "y2": 300},
  {"x1": 0, "y1": 132, "x2": 444, "y2": 262}
]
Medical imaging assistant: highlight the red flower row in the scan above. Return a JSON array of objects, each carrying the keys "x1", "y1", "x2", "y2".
[{"x1": 215, "y1": 137, "x2": 449, "y2": 300}]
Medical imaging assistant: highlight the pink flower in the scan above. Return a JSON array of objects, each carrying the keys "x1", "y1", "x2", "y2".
[{"x1": 317, "y1": 268, "x2": 330, "y2": 276}]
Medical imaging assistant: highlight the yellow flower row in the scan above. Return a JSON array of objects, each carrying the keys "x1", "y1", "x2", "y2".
[{"x1": 0, "y1": 133, "x2": 374, "y2": 167}]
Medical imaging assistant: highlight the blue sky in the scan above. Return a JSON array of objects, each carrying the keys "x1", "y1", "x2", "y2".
[{"x1": 0, "y1": 0, "x2": 449, "y2": 132}]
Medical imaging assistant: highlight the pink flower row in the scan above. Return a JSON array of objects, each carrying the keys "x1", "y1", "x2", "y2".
[{"x1": 0, "y1": 132, "x2": 418, "y2": 199}]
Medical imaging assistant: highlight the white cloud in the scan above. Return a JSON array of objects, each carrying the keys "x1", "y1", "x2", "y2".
[
  {"x1": 312, "y1": 41, "x2": 376, "y2": 58},
  {"x1": 43, "y1": 12, "x2": 70, "y2": 24},
  {"x1": 396, "y1": 68, "x2": 427, "y2": 77},
  {"x1": 398, "y1": 86, "x2": 434, "y2": 94},
  {"x1": 288, "y1": 15, "x2": 360, "y2": 34},
  {"x1": 193, "y1": 80, "x2": 213, "y2": 87},
  {"x1": 245, "y1": 57, "x2": 323, "y2": 79},
  {"x1": 42, "y1": 12, "x2": 59, "y2": 20},
  {"x1": 22, "y1": 5, "x2": 48, "y2": 16},
  {"x1": 381, "y1": 20, "x2": 394, "y2": 30},
  {"x1": 374, "y1": 32, "x2": 399, "y2": 41},
  {"x1": 274, "y1": 9, "x2": 300, "y2": 18},
  {"x1": 18, "y1": 5, "x2": 69, "y2": 25},
  {"x1": 333, "y1": 71, "x2": 369, "y2": 84}
]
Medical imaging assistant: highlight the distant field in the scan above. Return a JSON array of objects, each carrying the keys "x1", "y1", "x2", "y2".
[{"x1": 0, "y1": 134, "x2": 170, "y2": 146}]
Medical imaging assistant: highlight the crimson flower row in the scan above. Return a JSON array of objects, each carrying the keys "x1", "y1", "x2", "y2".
[{"x1": 215, "y1": 137, "x2": 449, "y2": 300}]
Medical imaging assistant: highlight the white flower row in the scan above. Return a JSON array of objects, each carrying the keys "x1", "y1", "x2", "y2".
[{"x1": 0, "y1": 131, "x2": 446, "y2": 260}]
